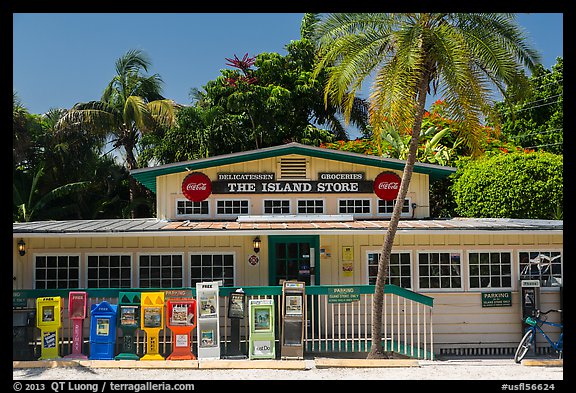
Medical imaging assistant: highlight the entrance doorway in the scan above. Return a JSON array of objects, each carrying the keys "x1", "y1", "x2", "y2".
[{"x1": 268, "y1": 235, "x2": 319, "y2": 286}]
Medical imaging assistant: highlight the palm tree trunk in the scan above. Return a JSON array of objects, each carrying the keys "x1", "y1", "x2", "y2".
[
  {"x1": 123, "y1": 137, "x2": 140, "y2": 219},
  {"x1": 368, "y1": 71, "x2": 431, "y2": 359}
]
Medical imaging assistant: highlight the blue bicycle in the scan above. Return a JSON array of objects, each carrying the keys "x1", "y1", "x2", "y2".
[{"x1": 514, "y1": 308, "x2": 563, "y2": 363}]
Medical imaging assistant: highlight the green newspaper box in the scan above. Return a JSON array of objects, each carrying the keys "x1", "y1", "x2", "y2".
[
  {"x1": 248, "y1": 298, "x2": 275, "y2": 359},
  {"x1": 115, "y1": 292, "x2": 141, "y2": 360}
]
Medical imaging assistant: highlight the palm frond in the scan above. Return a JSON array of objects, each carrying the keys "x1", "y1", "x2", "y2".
[
  {"x1": 124, "y1": 96, "x2": 152, "y2": 131},
  {"x1": 55, "y1": 101, "x2": 120, "y2": 135},
  {"x1": 147, "y1": 99, "x2": 180, "y2": 128}
]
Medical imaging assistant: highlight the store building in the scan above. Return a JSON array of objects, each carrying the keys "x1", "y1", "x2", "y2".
[{"x1": 13, "y1": 142, "x2": 563, "y2": 357}]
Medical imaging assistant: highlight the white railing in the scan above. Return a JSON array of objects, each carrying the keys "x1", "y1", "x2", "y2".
[{"x1": 17, "y1": 285, "x2": 434, "y2": 360}]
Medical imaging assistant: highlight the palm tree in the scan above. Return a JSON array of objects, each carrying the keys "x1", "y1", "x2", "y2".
[
  {"x1": 311, "y1": 13, "x2": 540, "y2": 358},
  {"x1": 56, "y1": 49, "x2": 180, "y2": 217},
  {"x1": 13, "y1": 165, "x2": 91, "y2": 222}
]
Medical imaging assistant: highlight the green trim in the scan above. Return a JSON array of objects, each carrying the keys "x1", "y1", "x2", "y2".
[
  {"x1": 131, "y1": 143, "x2": 456, "y2": 193},
  {"x1": 268, "y1": 235, "x2": 320, "y2": 286},
  {"x1": 14, "y1": 284, "x2": 432, "y2": 307}
]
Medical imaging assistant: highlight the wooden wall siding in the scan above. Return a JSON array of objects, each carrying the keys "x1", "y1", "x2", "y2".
[
  {"x1": 156, "y1": 154, "x2": 429, "y2": 220},
  {"x1": 429, "y1": 291, "x2": 561, "y2": 346},
  {"x1": 21, "y1": 232, "x2": 562, "y2": 290}
]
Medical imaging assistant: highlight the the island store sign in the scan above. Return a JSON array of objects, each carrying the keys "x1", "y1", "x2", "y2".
[{"x1": 182, "y1": 171, "x2": 401, "y2": 202}]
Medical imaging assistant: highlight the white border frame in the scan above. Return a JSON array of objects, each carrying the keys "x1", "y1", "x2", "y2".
[
  {"x1": 516, "y1": 248, "x2": 563, "y2": 291},
  {"x1": 375, "y1": 197, "x2": 412, "y2": 218},
  {"x1": 466, "y1": 249, "x2": 514, "y2": 292},
  {"x1": 214, "y1": 198, "x2": 251, "y2": 219},
  {"x1": 337, "y1": 198, "x2": 372, "y2": 217},
  {"x1": 295, "y1": 198, "x2": 326, "y2": 215},
  {"x1": 136, "y1": 251, "x2": 186, "y2": 288},
  {"x1": 189, "y1": 251, "x2": 237, "y2": 287},
  {"x1": 32, "y1": 253, "x2": 82, "y2": 289},
  {"x1": 365, "y1": 249, "x2": 413, "y2": 289},
  {"x1": 415, "y1": 250, "x2": 464, "y2": 292},
  {"x1": 175, "y1": 198, "x2": 211, "y2": 219},
  {"x1": 262, "y1": 199, "x2": 292, "y2": 215},
  {"x1": 85, "y1": 252, "x2": 134, "y2": 289}
]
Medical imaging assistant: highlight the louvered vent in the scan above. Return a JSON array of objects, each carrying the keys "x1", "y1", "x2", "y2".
[{"x1": 279, "y1": 157, "x2": 308, "y2": 179}]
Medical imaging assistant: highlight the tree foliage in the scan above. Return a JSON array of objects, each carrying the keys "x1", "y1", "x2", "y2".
[
  {"x1": 13, "y1": 92, "x2": 132, "y2": 222},
  {"x1": 492, "y1": 57, "x2": 563, "y2": 154},
  {"x1": 140, "y1": 30, "x2": 369, "y2": 164}
]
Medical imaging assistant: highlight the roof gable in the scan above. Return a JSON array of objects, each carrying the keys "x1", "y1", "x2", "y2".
[{"x1": 131, "y1": 142, "x2": 456, "y2": 193}]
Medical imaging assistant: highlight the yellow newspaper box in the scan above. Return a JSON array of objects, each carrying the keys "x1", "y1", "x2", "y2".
[
  {"x1": 140, "y1": 292, "x2": 165, "y2": 360},
  {"x1": 36, "y1": 297, "x2": 63, "y2": 360}
]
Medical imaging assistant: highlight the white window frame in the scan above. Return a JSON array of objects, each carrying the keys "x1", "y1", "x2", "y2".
[
  {"x1": 189, "y1": 251, "x2": 236, "y2": 287},
  {"x1": 365, "y1": 250, "x2": 412, "y2": 289},
  {"x1": 33, "y1": 253, "x2": 82, "y2": 289},
  {"x1": 215, "y1": 199, "x2": 250, "y2": 218},
  {"x1": 416, "y1": 250, "x2": 463, "y2": 292},
  {"x1": 517, "y1": 249, "x2": 563, "y2": 290},
  {"x1": 262, "y1": 199, "x2": 292, "y2": 215},
  {"x1": 467, "y1": 250, "x2": 513, "y2": 291},
  {"x1": 337, "y1": 198, "x2": 372, "y2": 216},
  {"x1": 175, "y1": 198, "x2": 210, "y2": 218},
  {"x1": 85, "y1": 252, "x2": 133, "y2": 289},
  {"x1": 137, "y1": 252, "x2": 185, "y2": 288},
  {"x1": 376, "y1": 197, "x2": 412, "y2": 217},
  {"x1": 296, "y1": 198, "x2": 326, "y2": 215}
]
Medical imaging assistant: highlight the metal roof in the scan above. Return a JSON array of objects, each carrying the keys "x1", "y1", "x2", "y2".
[
  {"x1": 13, "y1": 217, "x2": 563, "y2": 237},
  {"x1": 130, "y1": 142, "x2": 457, "y2": 194}
]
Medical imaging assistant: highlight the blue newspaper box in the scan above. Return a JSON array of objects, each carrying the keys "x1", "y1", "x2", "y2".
[{"x1": 89, "y1": 301, "x2": 118, "y2": 360}]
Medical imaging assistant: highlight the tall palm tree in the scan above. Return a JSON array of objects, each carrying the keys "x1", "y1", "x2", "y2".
[
  {"x1": 311, "y1": 13, "x2": 540, "y2": 358},
  {"x1": 56, "y1": 49, "x2": 180, "y2": 217}
]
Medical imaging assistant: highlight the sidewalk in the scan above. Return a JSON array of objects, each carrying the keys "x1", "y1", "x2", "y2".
[{"x1": 13, "y1": 356, "x2": 563, "y2": 381}]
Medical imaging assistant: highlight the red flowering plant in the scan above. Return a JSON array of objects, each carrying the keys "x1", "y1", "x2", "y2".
[{"x1": 223, "y1": 53, "x2": 259, "y2": 88}]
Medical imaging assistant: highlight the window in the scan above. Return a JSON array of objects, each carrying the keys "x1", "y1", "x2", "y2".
[
  {"x1": 368, "y1": 252, "x2": 411, "y2": 288},
  {"x1": 190, "y1": 254, "x2": 234, "y2": 287},
  {"x1": 297, "y1": 199, "x2": 324, "y2": 214},
  {"x1": 468, "y1": 251, "x2": 512, "y2": 289},
  {"x1": 216, "y1": 200, "x2": 249, "y2": 216},
  {"x1": 338, "y1": 199, "x2": 371, "y2": 214},
  {"x1": 377, "y1": 199, "x2": 410, "y2": 215},
  {"x1": 139, "y1": 254, "x2": 183, "y2": 288},
  {"x1": 87, "y1": 255, "x2": 132, "y2": 288},
  {"x1": 35, "y1": 255, "x2": 80, "y2": 289},
  {"x1": 519, "y1": 251, "x2": 562, "y2": 287},
  {"x1": 176, "y1": 200, "x2": 209, "y2": 216},
  {"x1": 418, "y1": 252, "x2": 462, "y2": 289},
  {"x1": 264, "y1": 200, "x2": 290, "y2": 214}
]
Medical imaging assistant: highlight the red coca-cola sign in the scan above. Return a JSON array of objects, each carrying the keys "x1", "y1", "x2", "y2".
[
  {"x1": 373, "y1": 172, "x2": 402, "y2": 201},
  {"x1": 181, "y1": 172, "x2": 212, "y2": 202}
]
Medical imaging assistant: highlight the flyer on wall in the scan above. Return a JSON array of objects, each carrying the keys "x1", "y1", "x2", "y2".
[
  {"x1": 201, "y1": 329, "x2": 216, "y2": 347},
  {"x1": 120, "y1": 306, "x2": 137, "y2": 326},
  {"x1": 255, "y1": 308, "x2": 271, "y2": 330},
  {"x1": 285, "y1": 295, "x2": 303, "y2": 316},
  {"x1": 143, "y1": 307, "x2": 162, "y2": 328},
  {"x1": 171, "y1": 304, "x2": 191, "y2": 326},
  {"x1": 199, "y1": 294, "x2": 218, "y2": 317},
  {"x1": 228, "y1": 293, "x2": 245, "y2": 318}
]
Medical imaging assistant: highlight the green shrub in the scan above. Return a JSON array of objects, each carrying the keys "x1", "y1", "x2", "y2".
[{"x1": 451, "y1": 152, "x2": 563, "y2": 219}]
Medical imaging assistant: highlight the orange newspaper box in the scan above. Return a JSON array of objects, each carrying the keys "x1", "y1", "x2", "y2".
[{"x1": 166, "y1": 298, "x2": 197, "y2": 360}]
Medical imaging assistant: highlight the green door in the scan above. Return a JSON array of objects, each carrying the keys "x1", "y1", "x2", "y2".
[{"x1": 268, "y1": 235, "x2": 319, "y2": 286}]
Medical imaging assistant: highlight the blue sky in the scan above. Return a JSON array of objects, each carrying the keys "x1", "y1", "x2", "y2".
[{"x1": 13, "y1": 13, "x2": 563, "y2": 124}]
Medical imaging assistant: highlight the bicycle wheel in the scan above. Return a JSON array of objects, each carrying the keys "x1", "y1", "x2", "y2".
[{"x1": 514, "y1": 329, "x2": 535, "y2": 363}]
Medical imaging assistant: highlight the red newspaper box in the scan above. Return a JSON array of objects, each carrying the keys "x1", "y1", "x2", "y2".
[
  {"x1": 65, "y1": 291, "x2": 88, "y2": 359},
  {"x1": 166, "y1": 298, "x2": 197, "y2": 360}
]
